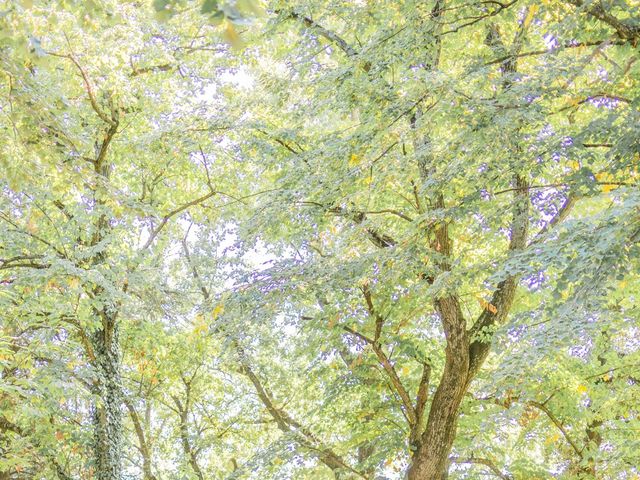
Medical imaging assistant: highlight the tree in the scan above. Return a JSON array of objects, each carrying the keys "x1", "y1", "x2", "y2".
[
  {"x1": 1, "y1": 1, "x2": 638, "y2": 479},
  {"x1": 223, "y1": 0, "x2": 640, "y2": 477},
  {"x1": 1, "y1": 2, "x2": 248, "y2": 478}
]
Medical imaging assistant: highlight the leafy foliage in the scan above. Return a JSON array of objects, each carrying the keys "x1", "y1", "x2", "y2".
[{"x1": 1, "y1": 1, "x2": 639, "y2": 479}]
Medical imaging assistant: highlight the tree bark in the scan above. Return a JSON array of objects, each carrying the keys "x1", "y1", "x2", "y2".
[
  {"x1": 124, "y1": 398, "x2": 157, "y2": 480},
  {"x1": 405, "y1": 3, "x2": 532, "y2": 476},
  {"x1": 407, "y1": 297, "x2": 469, "y2": 480},
  {"x1": 90, "y1": 314, "x2": 123, "y2": 480},
  {"x1": 173, "y1": 394, "x2": 204, "y2": 480}
]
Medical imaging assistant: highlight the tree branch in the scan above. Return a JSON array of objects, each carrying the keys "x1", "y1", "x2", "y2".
[
  {"x1": 529, "y1": 194, "x2": 577, "y2": 245},
  {"x1": 451, "y1": 456, "x2": 513, "y2": 480},
  {"x1": 469, "y1": 175, "x2": 529, "y2": 376},
  {"x1": 527, "y1": 400, "x2": 584, "y2": 459},
  {"x1": 566, "y1": 0, "x2": 640, "y2": 40},
  {"x1": 281, "y1": 10, "x2": 358, "y2": 58},
  {"x1": 142, "y1": 191, "x2": 217, "y2": 250}
]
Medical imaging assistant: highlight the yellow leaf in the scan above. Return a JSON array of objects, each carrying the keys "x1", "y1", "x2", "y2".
[
  {"x1": 26, "y1": 217, "x2": 38, "y2": 233},
  {"x1": 595, "y1": 172, "x2": 617, "y2": 192},
  {"x1": 523, "y1": 4, "x2": 539, "y2": 28},
  {"x1": 212, "y1": 303, "x2": 224, "y2": 319},
  {"x1": 545, "y1": 433, "x2": 560, "y2": 445},
  {"x1": 223, "y1": 22, "x2": 244, "y2": 50},
  {"x1": 477, "y1": 297, "x2": 498, "y2": 314}
]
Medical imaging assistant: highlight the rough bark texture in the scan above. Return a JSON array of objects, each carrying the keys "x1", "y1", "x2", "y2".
[
  {"x1": 404, "y1": 3, "x2": 533, "y2": 476},
  {"x1": 90, "y1": 316, "x2": 123, "y2": 480},
  {"x1": 407, "y1": 297, "x2": 469, "y2": 480},
  {"x1": 88, "y1": 103, "x2": 122, "y2": 480}
]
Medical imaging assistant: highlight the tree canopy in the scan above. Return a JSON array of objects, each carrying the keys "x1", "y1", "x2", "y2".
[{"x1": 1, "y1": 1, "x2": 639, "y2": 479}]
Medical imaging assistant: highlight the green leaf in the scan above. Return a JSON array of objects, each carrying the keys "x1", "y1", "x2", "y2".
[{"x1": 200, "y1": 0, "x2": 218, "y2": 15}]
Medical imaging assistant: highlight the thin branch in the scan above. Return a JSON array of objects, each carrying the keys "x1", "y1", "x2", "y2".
[
  {"x1": 527, "y1": 400, "x2": 584, "y2": 459},
  {"x1": 483, "y1": 38, "x2": 628, "y2": 66},
  {"x1": 529, "y1": 194, "x2": 577, "y2": 245},
  {"x1": 281, "y1": 10, "x2": 358, "y2": 58},
  {"x1": 131, "y1": 63, "x2": 175, "y2": 77},
  {"x1": 342, "y1": 325, "x2": 374, "y2": 345},
  {"x1": 142, "y1": 191, "x2": 217, "y2": 250},
  {"x1": 565, "y1": 0, "x2": 640, "y2": 40},
  {"x1": 47, "y1": 49, "x2": 116, "y2": 127},
  {"x1": 451, "y1": 456, "x2": 513, "y2": 480},
  {"x1": 555, "y1": 93, "x2": 631, "y2": 113},
  {"x1": 345, "y1": 288, "x2": 418, "y2": 428},
  {"x1": 0, "y1": 254, "x2": 48, "y2": 270},
  {"x1": 440, "y1": 0, "x2": 519, "y2": 36}
]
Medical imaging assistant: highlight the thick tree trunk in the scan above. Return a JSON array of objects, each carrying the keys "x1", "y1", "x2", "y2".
[
  {"x1": 90, "y1": 315, "x2": 123, "y2": 480},
  {"x1": 407, "y1": 296, "x2": 469, "y2": 480}
]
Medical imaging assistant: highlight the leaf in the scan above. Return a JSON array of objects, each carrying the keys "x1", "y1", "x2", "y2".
[
  {"x1": 595, "y1": 172, "x2": 617, "y2": 192},
  {"x1": 212, "y1": 303, "x2": 224, "y2": 319},
  {"x1": 523, "y1": 4, "x2": 539, "y2": 29},
  {"x1": 26, "y1": 217, "x2": 38, "y2": 233},
  {"x1": 545, "y1": 433, "x2": 560, "y2": 445},
  {"x1": 200, "y1": 0, "x2": 218, "y2": 14},
  {"x1": 222, "y1": 21, "x2": 244, "y2": 50},
  {"x1": 152, "y1": 0, "x2": 171, "y2": 12},
  {"x1": 477, "y1": 297, "x2": 497, "y2": 314}
]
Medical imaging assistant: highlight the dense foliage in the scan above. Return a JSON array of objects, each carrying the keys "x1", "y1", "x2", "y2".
[{"x1": 1, "y1": 1, "x2": 639, "y2": 479}]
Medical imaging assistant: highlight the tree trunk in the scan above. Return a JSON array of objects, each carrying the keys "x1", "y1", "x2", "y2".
[
  {"x1": 173, "y1": 396, "x2": 204, "y2": 480},
  {"x1": 124, "y1": 398, "x2": 156, "y2": 480},
  {"x1": 407, "y1": 296, "x2": 469, "y2": 480},
  {"x1": 90, "y1": 314, "x2": 123, "y2": 480}
]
